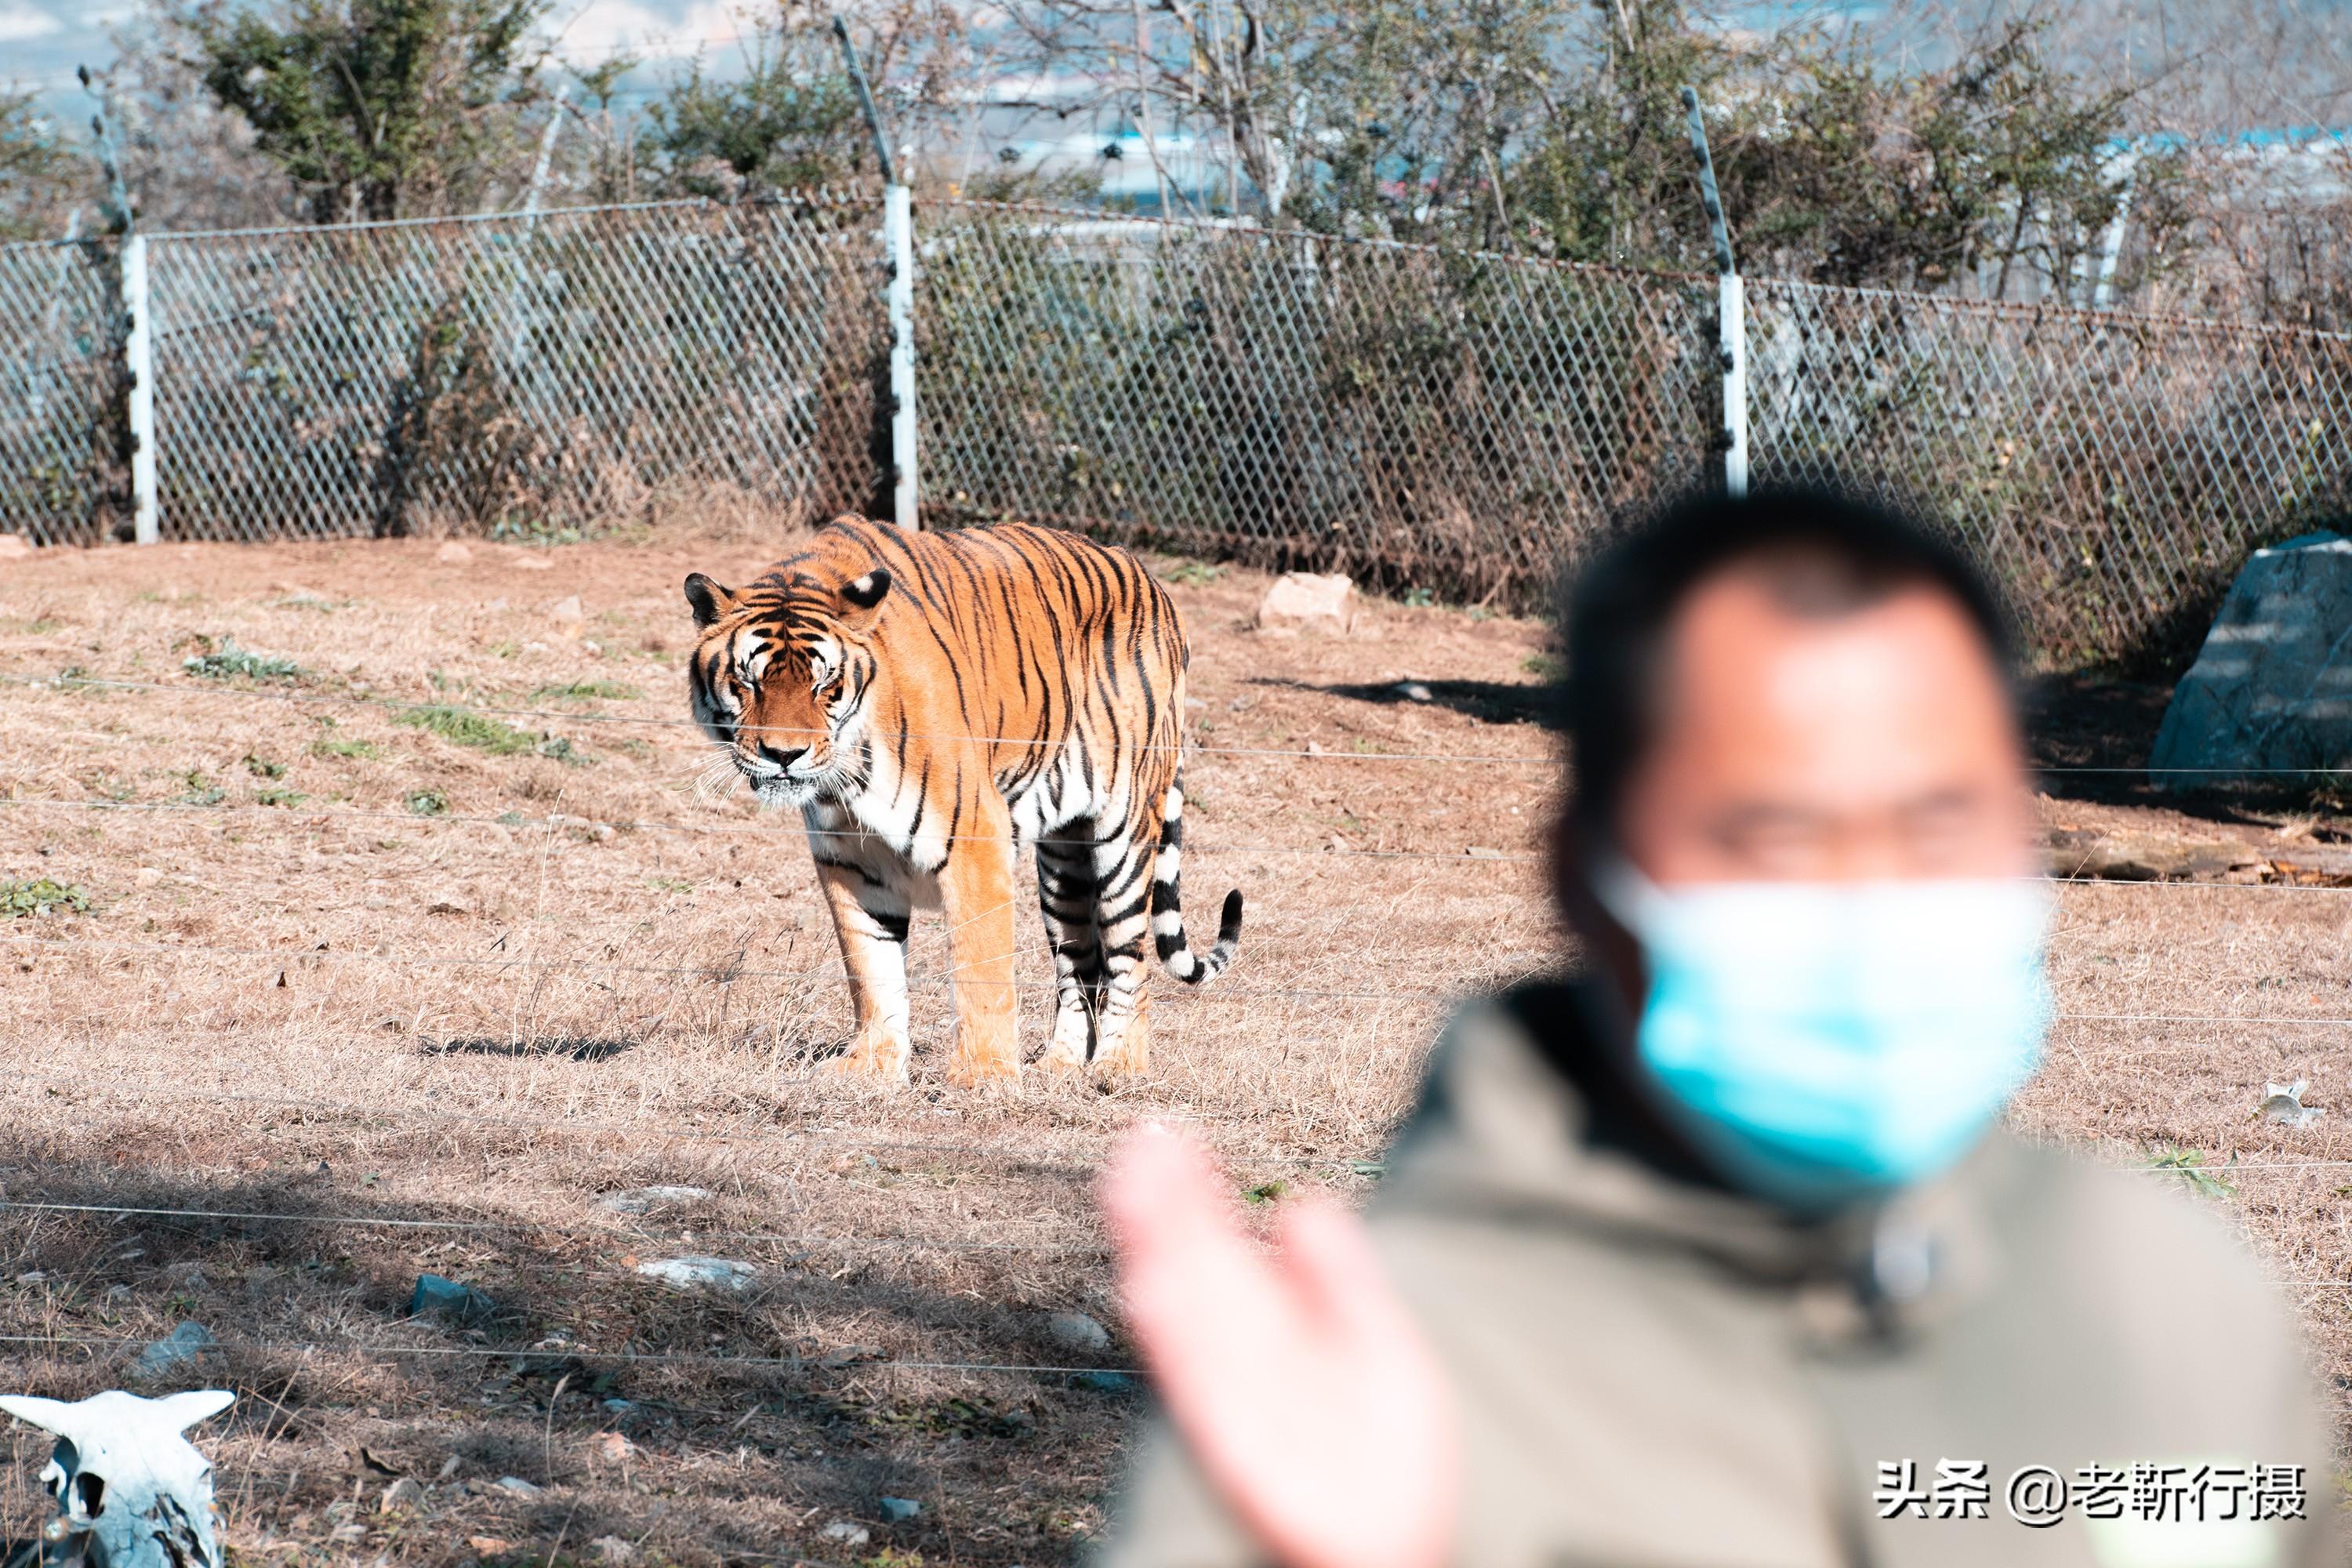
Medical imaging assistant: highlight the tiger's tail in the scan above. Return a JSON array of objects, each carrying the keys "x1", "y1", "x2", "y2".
[{"x1": 1151, "y1": 768, "x2": 1243, "y2": 985}]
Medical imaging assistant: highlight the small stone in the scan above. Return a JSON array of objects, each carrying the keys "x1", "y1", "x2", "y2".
[
  {"x1": 426, "y1": 891, "x2": 471, "y2": 916},
  {"x1": 380, "y1": 1476, "x2": 425, "y2": 1512},
  {"x1": 633, "y1": 1256, "x2": 756, "y2": 1293},
  {"x1": 132, "y1": 1321, "x2": 217, "y2": 1378},
  {"x1": 509, "y1": 554, "x2": 554, "y2": 572},
  {"x1": 1076, "y1": 1369, "x2": 1135, "y2": 1394},
  {"x1": 495, "y1": 1475, "x2": 543, "y2": 1497},
  {"x1": 601, "y1": 1397, "x2": 635, "y2": 1414},
  {"x1": 597, "y1": 1185, "x2": 711, "y2": 1216},
  {"x1": 134, "y1": 866, "x2": 163, "y2": 887},
  {"x1": 1465, "y1": 847, "x2": 1505, "y2": 860},
  {"x1": 590, "y1": 1537, "x2": 636, "y2": 1564},
  {"x1": 13, "y1": 1271, "x2": 44, "y2": 1286},
  {"x1": 1045, "y1": 1311, "x2": 1110, "y2": 1353},
  {"x1": 408, "y1": 1273, "x2": 498, "y2": 1326},
  {"x1": 878, "y1": 1497, "x2": 922, "y2": 1523},
  {"x1": 1394, "y1": 681, "x2": 1433, "y2": 702},
  {"x1": 549, "y1": 595, "x2": 583, "y2": 622},
  {"x1": 1255, "y1": 572, "x2": 1359, "y2": 636},
  {"x1": 468, "y1": 1538, "x2": 513, "y2": 1554},
  {"x1": 436, "y1": 541, "x2": 472, "y2": 564},
  {"x1": 0, "y1": 535, "x2": 31, "y2": 559},
  {"x1": 820, "y1": 1521, "x2": 871, "y2": 1547},
  {"x1": 593, "y1": 1430, "x2": 635, "y2": 1462}
]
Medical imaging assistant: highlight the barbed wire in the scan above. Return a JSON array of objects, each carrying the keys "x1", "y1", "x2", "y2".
[
  {"x1": 0, "y1": 793, "x2": 1548, "y2": 863},
  {"x1": 0, "y1": 670, "x2": 1558, "y2": 765},
  {"x1": 0, "y1": 1198, "x2": 1109, "y2": 1257},
  {"x1": 0, "y1": 932, "x2": 1463, "y2": 1000},
  {"x1": 25, "y1": 928, "x2": 2352, "y2": 1029},
  {"x1": 0, "y1": 1330, "x2": 1142, "y2": 1378},
  {"x1": 5, "y1": 1069, "x2": 1381, "y2": 1171}
]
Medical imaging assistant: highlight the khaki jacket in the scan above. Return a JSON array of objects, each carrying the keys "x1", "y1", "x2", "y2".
[{"x1": 1099, "y1": 984, "x2": 2336, "y2": 1568}]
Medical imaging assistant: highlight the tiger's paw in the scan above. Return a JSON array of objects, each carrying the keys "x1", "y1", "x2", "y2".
[
  {"x1": 1038, "y1": 1012, "x2": 1093, "y2": 1073},
  {"x1": 947, "y1": 1054, "x2": 1023, "y2": 1094},
  {"x1": 1091, "y1": 1021, "x2": 1151, "y2": 1078},
  {"x1": 822, "y1": 1034, "x2": 910, "y2": 1086}
]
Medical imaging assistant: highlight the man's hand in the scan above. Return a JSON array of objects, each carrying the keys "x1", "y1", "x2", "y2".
[{"x1": 1102, "y1": 1127, "x2": 1459, "y2": 1568}]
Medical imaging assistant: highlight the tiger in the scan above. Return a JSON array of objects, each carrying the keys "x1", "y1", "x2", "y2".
[{"x1": 684, "y1": 515, "x2": 1243, "y2": 1088}]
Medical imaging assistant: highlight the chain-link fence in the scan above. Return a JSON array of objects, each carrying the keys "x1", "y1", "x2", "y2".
[
  {"x1": 915, "y1": 203, "x2": 1715, "y2": 604},
  {"x1": 1745, "y1": 280, "x2": 2352, "y2": 667},
  {"x1": 0, "y1": 238, "x2": 122, "y2": 548},
  {"x1": 5, "y1": 194, "x2": 2351, "y2": 668}
]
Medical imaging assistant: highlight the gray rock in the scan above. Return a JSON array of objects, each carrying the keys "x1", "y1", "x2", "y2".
[
  {"x1": 633, "y1": 1256, "x2": 756, "y2": 1293},
  {"x1": 379, "y1": 1477, "x2": 425, "y2": 1512},
  {"x1": 1045, "y1": 1311, "x2": 1110, "y2": 1353},
  {"x1": 819, "y1": 1520, "x2": 871, "y2": 1546},
  {"x1": 597, "y1": 1185, "x2": 712, "y2": 1215},
  {"x1": 879, "y1": 1497, "x2": 922, "y2": 1523},
  {"x1": 1076, "y1": 1369, "x2": 1135, "y2": 1394},
  {"x1": 590, "y1": 1534, "x2": 636, "y2": 1563},
  {"x1": 408, "y1": 1274, "x2": 497, "y2": 1326},
  {"x1": 495, "y1": 1475, "x2": 543, "y2": 1497},
  {"x1": 2151, "y1": 532, "x2": 2352, "y2": 786},
  {"x1": 1255, "y1": 572, "x2": 1359, "y2": 636},
  {"x1": 132, "y1": 1322, "x2": 217, "y2": 1379}
]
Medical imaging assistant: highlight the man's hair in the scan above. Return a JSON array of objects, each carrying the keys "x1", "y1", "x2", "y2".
[{"x1": 1559, "y1": 485, "x2": 2015, "y2": 834}]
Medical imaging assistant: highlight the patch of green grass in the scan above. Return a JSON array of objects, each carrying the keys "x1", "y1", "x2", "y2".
[
  {"x1": 174, "y1": 770, "x2": 225, "y2": 807},
  {"x1": 2145, "y1": 1145, "x2": 2236, "y2": 1200},
  {"x1": 404, "y1": 790, "x2": 449, "y2": 817},
  {"x1": 1163, "y1": 560, "x2": 1225, "y2": 587},
  {"x1": 487, "y1": 641, "x2": 521, "y2": 659},
  {"x1": 1, "y1": 879, "x2": 90, "y2": 918},
  {"x1": 1399, "y1": 586, "x2": 1436, "y2": 608},
  {"x1": 489, "y1": 516, "x2": 583, "y2": 547},
  {"x1": 253, "y1": 787, "x2": 307, "y2": 808},
  {"x1": 394, "y1": 705, "x2": 583, "y2": 764},
  {"x1": 310, "y1": 736, "x2": 379, "y2": 760},
  {"x1": 242, "y1": 753, "x2": 286, "y2": 779},
  {"x1": 1242, "y1": 1180, "x2": 1290, "y2": 1205},
  {"x1": 1521, "y1": 652, "x2": 1566, "y2": 682},
  {"x1": 532, "y1": 680, "x2": 644, "y2": 702},
  {"x1": 183, "y1": 637, "x2": 303, "y2": 684}
]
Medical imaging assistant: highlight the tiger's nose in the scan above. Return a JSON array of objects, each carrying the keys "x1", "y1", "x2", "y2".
[{"x1": 757, "y1": 744, "x2": 807, "y2": 772}]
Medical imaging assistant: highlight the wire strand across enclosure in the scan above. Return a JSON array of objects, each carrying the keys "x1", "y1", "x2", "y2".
[{"x1": 5, "y1": 196, "x2": 2352, "y2": 666}]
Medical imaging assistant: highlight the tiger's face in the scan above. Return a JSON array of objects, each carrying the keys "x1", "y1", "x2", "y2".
[{"x1": 684, "y1": 565, "x2": 892, "y2": 809}]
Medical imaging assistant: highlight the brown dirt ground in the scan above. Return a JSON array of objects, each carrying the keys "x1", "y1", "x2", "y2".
[{"x1": 0, "y1": 529, "x2": 2349, "y2": 1564}]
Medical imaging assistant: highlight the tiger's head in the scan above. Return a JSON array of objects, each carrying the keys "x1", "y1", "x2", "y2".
[{"x1": 683, "y1": 560, "x2": 893, "y2": 809}]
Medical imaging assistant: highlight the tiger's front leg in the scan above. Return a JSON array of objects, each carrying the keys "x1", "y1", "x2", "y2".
[
  {"x1": 812, "y1": 857, "x2": 913, "y2": 1086},
  {"x1": 939, "y1": 792, "x2": 1022, "y2": 1089}
]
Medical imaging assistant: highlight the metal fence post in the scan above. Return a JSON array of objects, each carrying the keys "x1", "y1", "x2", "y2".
[
  {"x1": 835, "y1": 15, "x2": 920, "y2": 530},
  {"x1": 884, "y1": 183, "x2": 919, "y2": 530},
  {"x1": 120, "y1": 231, "x2": 158, "y2": 544},
  {"x1": 1680, "y1": 85, "x2": 1747, "y2": 497}
]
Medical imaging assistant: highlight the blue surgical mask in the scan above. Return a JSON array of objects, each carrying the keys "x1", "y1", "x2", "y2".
[{"x1": 1592, "y1": 861, "x2": 2052, "y2": 1213}]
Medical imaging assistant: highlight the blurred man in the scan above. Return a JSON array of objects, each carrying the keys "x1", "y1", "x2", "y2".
[{"x1": 1097, "y1": 488, "x2": 2334, "y2": 1568}]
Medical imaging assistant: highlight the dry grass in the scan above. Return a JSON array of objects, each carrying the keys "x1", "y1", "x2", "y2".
[{"x1": 2, "y1": 526, "x2": 2350, "y2": 1563}]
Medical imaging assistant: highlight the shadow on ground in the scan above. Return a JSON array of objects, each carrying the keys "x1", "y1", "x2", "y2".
[
  {"x1": 1250, "y1": 674, "x2": 1560, "y2": 731},
  {"x1": 0, "y1": 1155, "x2": 1133, "y2": 1565}
]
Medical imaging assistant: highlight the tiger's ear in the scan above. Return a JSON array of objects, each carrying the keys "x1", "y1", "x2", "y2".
[
  {"x1": 839, "y1": 567, "x2": 891, "y2": 626},
  {"x1": 684, "y1": 572, "x2": 736, "y2": 628}
]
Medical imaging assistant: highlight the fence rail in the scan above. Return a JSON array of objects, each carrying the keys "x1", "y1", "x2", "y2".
[{"x1": 5, "y1": 197, "x2": 2351, "y2": 666}]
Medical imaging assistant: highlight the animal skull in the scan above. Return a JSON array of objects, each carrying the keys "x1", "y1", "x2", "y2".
[{"x1": 0, "y1": 1388, "x2": 234, "y2": 1567}]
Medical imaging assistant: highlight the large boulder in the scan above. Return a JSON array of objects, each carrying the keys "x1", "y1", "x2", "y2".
[{"x1": 2150, "y1": 532, "x2": 2352, "y2": 788}]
